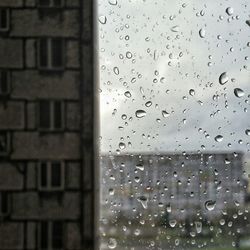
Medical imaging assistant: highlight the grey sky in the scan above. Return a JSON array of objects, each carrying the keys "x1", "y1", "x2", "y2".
[{"x1": 98, "y1": 0, "x2": 250, "y2": 155}]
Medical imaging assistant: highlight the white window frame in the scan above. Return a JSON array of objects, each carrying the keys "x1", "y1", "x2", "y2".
[
  {"x1": 0, "y1": 192, "x2": 11, "y2": 218},
  {"x1": 37, "y1": 38, "x2": 65, "y2": 71},
  {"x1": 0, "y1": 132, "x2": 11, "y2": 156},
  {"x1": 38, "y1": 161, "x2": 65, "y2": 192},
  {"x1": 0, "y1": 8, "x2": 10, "y2": 32},
  {"x1": 37, "y1": 0, "x2": 64, "y2": 8},
  {"x1": 0, "y1": 70, "x2": 11, "y2": 97},
  {"x1": 38, "y1": 100, "x2": 65, "y2": 132},
  {"x1": 38, "y1": 221, "x2": 64, "y2": 250}
]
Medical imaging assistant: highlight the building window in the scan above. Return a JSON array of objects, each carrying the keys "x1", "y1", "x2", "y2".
[
  {"x1": 38, "y1": 38, "x2": 64, "y2": 71},
  {"x1": 38, "y1": 100, "x2": 64, "y2": 131},
  {"x1": 0, "y1": 70, "x2": 11, "y2": 97},
  {"x1": 37, "y1": 0, "x2": 64, "y2": 8},
  {"x1": 38, "y1": 221, "x2": 63, "y2": 250},
  {"x1": 0, "y1": 192, "x2": 10, "y2": 217},
  {"x1": 0, "y1": 132, "x2": 11, "y2": 156},
  {"x1": 0, "y1": 9, "x2": 10, "y2": 32},
  {"x1": 38, "y1": 161, "x2": 65, "y2": 191}
]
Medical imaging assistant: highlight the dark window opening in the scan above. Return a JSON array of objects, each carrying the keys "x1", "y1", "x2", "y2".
[
  {"x1": 0, "y1": 9, "x2": 9, "y2": 31},
  {"x1": 52, "y1": 222, "x2": 63, "y2": 249},
  {"x1": 0, "y1": 132, "x2": 9, "y2": 155},
  {"x1": 40, "y1": 222, "x2": 48, "y2": 249},
  {"x1": 0, "y1": 70, "x2": 10, "y2": 96},
  {"x1": 51, "y1": 162, "x2": 61, "y2": 187},
  {"x1": 39, "y1": 100, "x2": 51, "y2": 129},
  {"x1": 0, "y1": 192, "x2": 9, "y2": 215}
]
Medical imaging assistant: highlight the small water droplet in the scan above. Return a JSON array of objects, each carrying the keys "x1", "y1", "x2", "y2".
[
  {"x1": 137, "y1": 196, "x2": 148, "y2": 209},
  {"x1": 199, "y1": 28, "x2": 206, "y2": 38},
  {"x1": 145, "y1": 101, "x2": 152, "y2": 107},
  {"x1": 124, "y1": 91, "x2": 132, "y2": 98},
  {"x1": 108, "y1": 0, "x2": 117, "y2": 5},
  {"x1": 189, "y1": 89, "x2": 195, "y2": 96},
  {"x1": 245, "y1": 129, "x2": 250, "y2": 136},
  {"x1": 234, "y1": 88, "x2": 244, "y2": 98},
  {"x1": 219, "y1": 72, "x2": 229, "y2": 85},
  {"x1": 119, "y1": 142, "x2": 126, "y2": 150},
  {"x1": 162, "y1": 110, "x2": 170, "y2": 118},
  {"x1": 226, "y1": 7, "x2": 234, "y2": 16},
  {"x1": 113, "y1": 67, "x2": 119, "y2": 75},
  {"x1": 99, "y1": 15, "x2": 107, "y2": 24},
  {"x1": 246, "y1": 20, "x2": 250, "y2": 27},
  {"x1": 169, "y1": 219, "x2": 177, "y2": 227},
  {"x1": 108, "y1": 238, "x2": 117, "y2": 249},
  {"x1": 205, "y1": 200, "x2": 216, "y2": 211},
  {"x1": 135, "y1": 110, "x2": 146, "y2": 118},
  {"x1": 171, "y1": 25, "x2": 179, "y2": 32},
  {"x1": 136, "y1": 163, "x2": 144, "y2": 171},
  {"x1": 195, "y1": 222, "x2": 202, "y2": 234},
  {"x1": 215, "y1": 135, "x2": 223, "y2": 142}
]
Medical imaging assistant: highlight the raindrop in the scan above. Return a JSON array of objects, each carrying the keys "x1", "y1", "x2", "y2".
[
  {"x1": 145, "y1": 101, "x2": 152, "y2": 107},
  {"x1": 195, "y1": 222, "x2": 202, "y2": 234},
  {"x1": 108, "y1": 0, "x2": 117, "y2": 5},
  {"x1": 205, "y1": 200, "x2": 216, "y2": 211},
  {"x1": 167, "y1": 203, "x2": 171, "y2": 213},
  {"x1": 246, "y1": 20, "x2": 250, "y2": 27},
  {"x1": 215, "y1": 135, "x2": 223, "y2": 142},
  {"x1": 113, "y1": 67, "x2": 119, "y2": 75},
  {"x1": 137, "y1": 196, "x2": 148, "y2": 209},
  {"x1": 135, "y1": 110, "x2": 146, "y2": 118},
  {"x1": 99, "y1": 15, "x2": 107, "y2": 24},
  {"x1": 124, "y1": 91, "x2": 132, "y2": 98},
  {"x1": 189, "y1": 89, "x2": 195, "y2": 96},
  {"x1": 162, "y1": 110, "x2": 170, "y2": 118},
  {"x1": 119, "y1": 142, "x2": 126, "y2": 150},
  {"x1": 219, "y1": 72, "x2": 229, "y2": 85},
  {"x1": 226, "y1": 7, "x2": 234, "y2": 16},
  {"x1": 171, "y1": 25, "x2": 179, "y2": 32},
  {"x1": 245, "y1": 129, "x2": 250, "y2": 136},
  {"x1": 126, "y1": 51, "x2": 132, "y2": 59},
  {"x1": 108, "y1": 238, "x2": 117, "y2": 249},
  {"x1": 136, "y1": 163, "x2": 144, "y2": 171},
  {"x1": 169, "y1": 219, "x2": 177, "y2": 227},
  {"x1": 199, "y1": 28, "x2": 206, "y2": 38},
  {"x1": 234, "y1": 88, "x2": 245, "y2": 98}
]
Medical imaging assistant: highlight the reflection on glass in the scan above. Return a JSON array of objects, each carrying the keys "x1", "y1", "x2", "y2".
[{"x1": 98, "y1": 0, "x2": 250, "y2": 249}]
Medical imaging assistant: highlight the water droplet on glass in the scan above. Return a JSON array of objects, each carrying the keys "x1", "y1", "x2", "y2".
[
  {"x1": 167, "y1": 203, "x2": 171, "y2": 213},
  {"x1": 145, "y1": 101, "x2": 152, "y2": 107},
  {"x1": 135, "y1": 110, "x2": 146, "y2": 118},
  {"x1": 162, "y1": 110, "x2": 170, "y2": 118},
  {"x1": 171, "y1": 25, "x2": 179, "y2": 32},
  {"x1": 124, "y1": 91, "x2": 132, "y2": 98},
  {"x1": 136, "y1": 163, "x2": 144, "y2": 171},
  {"x1": 114, "y1": 67, "x2": 122, "y2": 77},
  {"x1": 205, "y1": 200, "x2": 216, "y2": 211},
  {"x1": 226, "y1": 7, "x2": 234, "y2": 16},
  {"x1": 99, "y1": 15, "x2": 107, "y2": 24},
  {"x1": 119, "y1": 142, "x2": 126, "y2": 150},
  {"x1": 108, "y1": 0, "x2": 117, "y2": 6},
  {"x1": 189, "y1": 89, "x2": 195, "y2": 96},
  {"x1": 109, "y1": 188, "x2": 114, "y2": 195},
  {"x1": 199, "y1": 28, "x2": 206, "y2": 38},
  {"x1": 246, "y1": 20, "x2": 250, "y2": 27},
  {"x1": 169, "y1": 219, "x2": 177, "y2": 227},
  {"x1": 195, "y1": 222, "x2": 202, "y2": 234},
  {"x1": 245, "y1": 129, "x2": 250, "y2": 136},
  {"x1": 215, "y1": 135, "x2": 223, "y2": 142},
  {"x1": 234, "y1": 88, "x2": 245, "y2": 98},
  {"x1": 219, "y1": 72, "x2": 229, "y2": 85},
  {"x1": 108, "y1": 238, "x2": 117, "y2": 249},
  {"x1": 137, "y1": 196, "x2": 148, "y2": 209}
]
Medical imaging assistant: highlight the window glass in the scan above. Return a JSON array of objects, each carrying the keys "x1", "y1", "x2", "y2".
[
  {"x1": 53, "y1": 101, "x2": 62, "y2": 129},
  {"x1": 51, "y1": 161, "x2": 61, "y2": 187},
  {"x1": 51, "y1": 39, "x2": 63, "y2": 68},
  {"x1": 39, "y1": 101, "x2": 50, "y2": 129},
  {"x1": 0, "y1": 9, "x2": 8, "y2": 31},
  {"x1": 52, "y1": 222, "x2": 63, "y2": 249},
  {"x1": 98, "y1": 0, "x2": 250, "y2": 249}
]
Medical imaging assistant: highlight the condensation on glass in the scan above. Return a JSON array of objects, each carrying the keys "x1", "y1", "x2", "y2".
[{"x1": 98, "y1": 0, "x2": 250, "y2": 249}]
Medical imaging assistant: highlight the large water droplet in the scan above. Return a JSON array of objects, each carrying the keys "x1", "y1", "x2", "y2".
[
  {"x1": 226, "y1": 7, "x2": 234, "y2": 16},
  {"x1": 169, "y1": 219, "x2": 177, "y2": 228},
  {"x1": 234, "y1": 88, "x2": 244, "y2": 98},
  {"x1": 108, "y1": 0, "x2": 117, "y2": 5},
  {"x1": 137, "y1": 196, "x2": 148, "y2": 209},
  {"x1": 199, "y1": 28, "x2": 206, "y2": 38},
  {"x1": 108, "y1": 238, "x2": 117, "y2": 249},
  {"x1": 195, "y1": 222, "x2": 202, "y2": 234},
  {"x1": 205, "y1": 200, "x2": 216, "y2": 211},
  {"x1": 135, "y1": 110, "x2": 146, "y2": 118},
  {"x1": 219, "y1": 72, "x2": 229, "y2": 85},
  {"x1": 215, "y1": 135, "x2": 223, "y2": 142},
  {"x1": 145, "y1": 101, "x2": 152, "y2": 107},
  {"x1": 246, "y1": 20, "x2": 250, "y2": 27}
]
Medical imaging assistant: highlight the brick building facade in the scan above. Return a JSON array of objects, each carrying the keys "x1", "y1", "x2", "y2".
[{"x1": 0, "y1": 0, "x2": 95, "y2": 249}]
